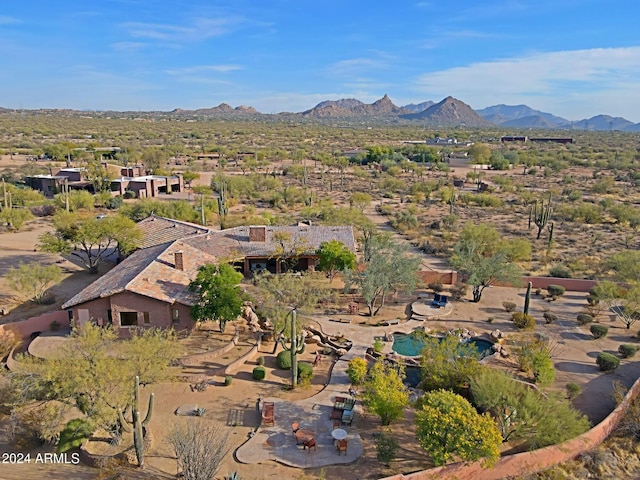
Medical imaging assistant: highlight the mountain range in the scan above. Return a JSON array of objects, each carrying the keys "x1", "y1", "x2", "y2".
[{"x1": 3, "y1": 96, "x2": 640, "y2": 131}]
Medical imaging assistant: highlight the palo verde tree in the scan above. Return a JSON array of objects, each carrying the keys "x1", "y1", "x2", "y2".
[
  {"x1": 5, "y1": 261, "x2": 62, "y2": 304},
  {"x1": 362, "y1": 358, "x2": 409, "y2": 426},
  {"x1": 342, "y1": 233, "x2": 420, "y2": 316},
  {"x1": 9, "y1": 323, "x2": 180, "y2": 442},
  {"x1": 189, "y1": 263, "x2": 244, "y2": 332},
  {"x1": 592, "y1": 280, "x2": 640, "y2": 330},
  {"x1": 414, "y1": 389, "x2": 502, "y2": 468},
  {"x1": 38, "y1": 211, "x2": 142, "y2": 273},
  {"x1": 450, "y1": 223, "x2": 523, "y2": 302},
  {"x1": 316, "y1": 239, "x2": 356, "y2": 283}
]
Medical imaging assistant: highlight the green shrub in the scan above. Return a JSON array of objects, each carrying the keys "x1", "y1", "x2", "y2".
[
  {"x1": 375, "y1": 431, "x2": 399, "y2": 466},
  {"x1": 123, "y1": 190, "x2": 136, "y2": 199},
  {"x1": 57, "y1": 419, "x2": 93, "y2": 453},
  {"x1": 49, "y1": 320, "x2": 60, "y2": 331},
  {"x1": 532, "y1": 353, "x2": 555, "y2": 387},
  {"x1": 577, "y1": 313, "x2": 594, "y2": 325},
  {"x1": 297, "y1": 362, "x2": 313, "y2": 382},
  {"x1": 346, "y1": 357, "x2": 368, "y2": 385},
  {"x1": 256, "y1": 355, "x2": 265, "y2": 366},
  {"x1": 427, "y1": 282, "x2": 444, "y2": 293},
  {"x1": 276, "y1": 351, "x2": 292, "y2": 369},
  {"x1": 512, "y1": 312, "x2": 535, "y2": 330},
  {"x1": 224, "y1": 375, "x2": 233, "y2": 386},
  {"x1": 566, "y1": 383, "x2": 581, "y2": 399},
  {"x1": 252, "y1": 366, "x2": 266, "y2": 380},
  {"x1": 590, "y1": 324, "x2": 609, "y2": 339},
  {"x1": 549, "y1": 265, "x2": 572, "y2": 278},
  {"x1": 106, "y1": 196, "x2": 123, "y2": 209},
  {"x1": 596, "y1": 352, "x2": 620, "y2": 371},
  {"x1": 502, "y1": 301, "x2": 517, "y2": 313},
  {"x1": 547, "y1": 285, "x2": 566, "y2": 297},
  {"x1": 543, "y1": 312, "x2": 557, "y2": 324},
  {"x1": 618, "y1": 344, "x2": 638, "y2": 358},
  {"x1": 373, "y1": 338, "x2": 384, "y2": 353}
]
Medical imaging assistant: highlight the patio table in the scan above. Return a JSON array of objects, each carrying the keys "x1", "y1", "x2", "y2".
[{"x1": 331, "y1": 428, "x2": 347, "y2": 441}]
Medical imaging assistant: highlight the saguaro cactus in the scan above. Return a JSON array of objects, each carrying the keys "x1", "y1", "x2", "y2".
[
  {"x1": 278, "y1": 309, "x2": 305, "y2": 388},
  {"x1": 216, "y1": 178, "x2": 229, "y2": 225},
  {"x1": 524, "y1": 281, "x2": 532, "y2": 315},
  {"x1": 119, "y1": 376, "x2": 154, "y2": 468},
  {"x1": 531, "y1": 196, "x2": 553, "y2": 239}
]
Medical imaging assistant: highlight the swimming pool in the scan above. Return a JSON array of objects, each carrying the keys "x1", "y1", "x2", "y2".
[{"x1": 392, "y1": 333, "x2": 494, "y2": 358}]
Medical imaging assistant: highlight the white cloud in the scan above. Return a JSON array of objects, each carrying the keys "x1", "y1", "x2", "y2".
[
  {"x1": 0, "y1": 15, "x2": 19, "y2": 25},
  {"x1": 121, "y1": 15, "x2": 244, "y2": 42},
  {"x1": 165, "y1": 65, "x2": 242, "y2": 75},
  {"x1": 412, "y1": 47, "x2": 640, "y2": 121}
]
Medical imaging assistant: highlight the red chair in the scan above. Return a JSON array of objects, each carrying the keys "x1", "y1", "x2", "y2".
[{"x1": 336, "y1": 439, "x2": 348, "y2": 455}]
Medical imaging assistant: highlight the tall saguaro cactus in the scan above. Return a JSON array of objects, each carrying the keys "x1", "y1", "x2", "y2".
[
  {"x1": 278, "y1": 309, "x2": 305, "y2": 388},
  {"x1": 531, "y1": 196, "x2": 553, "y2": 239},
  {"x1": 524, "y1": 281, "x2": 532, "y2": 315},
  {"x1": 217, "y1": 178, "x2": 229, "y2": 223},
  {"x1": 119, "y1": 376, "x2": 154, "y2": 468}
]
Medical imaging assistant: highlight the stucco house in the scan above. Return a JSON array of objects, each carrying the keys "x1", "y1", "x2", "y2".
[{"x1": 61, "y1": 216, "x2": 356, "y2": 337}]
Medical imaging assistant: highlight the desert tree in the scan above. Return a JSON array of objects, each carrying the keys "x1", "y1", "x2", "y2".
[
  {"x1": 189, "y1": 263, "x2": 245, "y2": 332},
  {"x1": 5, "y1": 262, "x2": 62, "y2": 304},
  {"x1": 39, "y1": 211, "x2": 142, "y2": 272},
  {"x1": 414, "y1": 389, "x2": 502, "y2": 467},
  {"x1": 362, "y1": 358, "x2": 409, "y2": 426},
  {"x1": 450, "y1": 223, "x2": 523, "y2": 302},
  {"x1": 592, "y1": 280, "x2": 640, "y2": 330},
  {"x1": 167, "y1": 419, "x2": 230, "y2": 480},
  {"x1": 315, "y1": 239, "x2": 356, "y2": 283},
  {"x1": 342, "y1": 234, "x2": 420, "y2": 316}
]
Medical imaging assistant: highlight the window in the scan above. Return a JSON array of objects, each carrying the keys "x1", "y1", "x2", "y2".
[
  {"x1": 172, "y1": 309, "x2": 180, "y2": 323},
  {"x1": 120, "y1": 311, "x2": 138, "y2": 327},
  {"x1": 143, "y1": 312, "x2": 150, "y2": 324},
  {"x1": 106, "y1": 309, "x2": 113, "y2": 325}
]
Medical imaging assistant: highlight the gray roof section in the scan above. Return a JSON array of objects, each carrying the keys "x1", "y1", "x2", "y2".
[{"x1": 137, "y1": 215, "x2": 212, "y2": 248}]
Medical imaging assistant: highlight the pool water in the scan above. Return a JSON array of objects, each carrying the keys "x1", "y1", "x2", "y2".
[{"x1": 392, "y1": 333, "x2": 493, "y2": 358}]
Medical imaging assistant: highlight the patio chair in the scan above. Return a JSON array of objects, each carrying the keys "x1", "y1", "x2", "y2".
[
  {"x1": 438, "y1": 295, "x2": 448, "y2": 308},
  {"x1": 341, "y1": 408, "x2": 354, "y2": 426},
  {"x1": 336, "y1": 439, "x2": 348, "y2": 455},
  {"x1": 330, "y1": 408, "x2": 342, "y2": 420},
  {"x1": 303, "y1": 438, "x2": 317, "y2": 452},
  {"x1": 291, "y1": 421, "x2": 300, "y2": 433},
  {"x1": 261, "y1": 401, "x2": 275, "y2": 426},
  {"x1": 431, "y1": 293, "x2": 442, "y2": 307}
]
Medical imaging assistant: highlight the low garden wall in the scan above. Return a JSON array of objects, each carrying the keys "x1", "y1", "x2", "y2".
[
  {"x1": 416, "y1": 271, "x2": 458, "y2": 286},
  {"x1": 224, "y1": 338, "x2": 261, "y2": 375},
  {"x1": 523, "y1": 276, "x2": 597, "y2": 292},
  {"x1": 178, "y1": 330, "x2": 239, "y2": 367},
  {"x1": 0, "y1": 311, "x2": 68, "y2": 339},
  {"x1": 380, "y1": 373, "x2": 640, "y2": 480}
]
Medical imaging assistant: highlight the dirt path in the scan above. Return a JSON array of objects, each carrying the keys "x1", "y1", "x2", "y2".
[{"x1": 363, "y1": 200, "x2": 451, "y2": 271}]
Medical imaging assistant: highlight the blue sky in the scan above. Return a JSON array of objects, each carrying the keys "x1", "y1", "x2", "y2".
[{"x1": 2, "y1": 1, "x2": 640, "y2": 121}]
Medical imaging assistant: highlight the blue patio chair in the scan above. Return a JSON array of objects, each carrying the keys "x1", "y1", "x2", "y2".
[
  {"x1": 431, "y1": 293, "x2": 442, "y2": 307},
  {"x1": 342, "y1": 408, "x2": 354, "y2": 426}
]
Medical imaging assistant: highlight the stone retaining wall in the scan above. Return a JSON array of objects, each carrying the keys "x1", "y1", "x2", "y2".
[
  {"x1": 380, "y1": 373, "x2": 640, "y2": 480},
  {"x1": 178, "y1": 331, "x2": 239, "y2": 367},
  {"x1": 224, "y1": 339, "x2": 261, "y2": 375}
]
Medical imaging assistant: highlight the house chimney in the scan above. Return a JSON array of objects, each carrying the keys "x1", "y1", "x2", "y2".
[
  {"x1": 249, "y1": 226, "x2": 267, "y2": 242},
  {"x1": 174, "y1": 251, "x2": 184, "y2": 270}
]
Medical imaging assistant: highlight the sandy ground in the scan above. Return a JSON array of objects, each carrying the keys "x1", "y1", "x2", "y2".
[{"x1": 0, "y1": 206, "x2": 638, "y2": 479}]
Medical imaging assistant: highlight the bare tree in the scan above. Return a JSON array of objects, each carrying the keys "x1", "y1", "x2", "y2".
[{"x1": 166, "y1": 419, "x2": 230, "y2": 480}]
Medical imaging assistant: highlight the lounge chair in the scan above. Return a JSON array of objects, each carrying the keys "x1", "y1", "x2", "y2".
[
  {"x1": 261, "y1": 401, "x2": 275, "y2": 426},
  {"x1": 341, "y1": 409, "x2": 354, "y2": 426},
  {"x1": 431, "y1": 293, "x2": 442, "y2": 307}
]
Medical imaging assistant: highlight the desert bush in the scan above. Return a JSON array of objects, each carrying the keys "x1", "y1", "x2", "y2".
[
  {"x1": 123, "y1": 190, "x2": 136, "y2": 199},
  {"x1": 543, "y1": 312, "x2": 558, "y2": 324},
  {"x1": 346, "y1": 357, "x2": 368, "y2": 385},
  {"x1": 224, "y1": 375, "x2": 233, "y2": 386},
  {"x1": 106, "y1": 196, "x2": 123, "y2": 209},
  {"x1": 577, "y1": 313, "x2": 594, "y2": 325},
  {"x1": 566, "y1": 383, "x2": 581, "y2": 399},
  {"x1": 549, "y1": 265, "x2": 572, "y2": 278},
  {"x1": 449, "y1": 282, "x2": 467, "y2": 301},
  {"x1": 502, "y1": 301, "x2": 517, "y2": 313},
  {"x1": 276, "y1": 351, "x2": 291, "y2": 369},
  {"x1": 375, "y1": 431, "x2": 399, "y2": 466},
  {"x1": 297, "y1": 362, "x2": 313, "y2": 382},
  {"x1": 618, "y1": 344, "x2": 638, "y2": 358},
  {"x1": 256, "y1": 355, "x2": 265, "y2": 366},
  {"x1": 373, "y1": 338, "x2": 384, "y2": 353},
  {"x1": 427, "y1": 282, "x2": 444, "y2": 293},
  {"x1": 49, "y1": 321, "x2": 60, "y2": 332},
  {"x1": 547, "y1": 285, "x2": 566, "y2": 297},
  {"x1": 512, "y1": 312, "x2": 536, "y2": 330},
  {"x1": 590, "y1": 324, "x2": 609, "y2": 339},
  {"x1": 252, "y1": 366, "x2": 266, "y2": 380},
  {"x1": 596, "y1": 352, "x2": 620, "y2": 371}
]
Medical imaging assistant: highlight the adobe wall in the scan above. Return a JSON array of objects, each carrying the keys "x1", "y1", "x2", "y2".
[
  {"x1": 380, "y1": 373, "x2": 640, "y2": 480},
  {"x1": 416, "y1": 271, "x2": 458, "y2": 286},
  {"x1": 179, "y1": 330, "x2": 239, "y2": 367},
  {"x1": 0, "y1": 310, "x2": 69, "y2": 339},
  {"x1": 523, "y1": 276, "x2": 597, "y2": 292}
]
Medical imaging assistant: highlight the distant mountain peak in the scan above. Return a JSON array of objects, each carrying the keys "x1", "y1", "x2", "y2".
[
  {"x1": 302, "y1": 95, "x2": 407, "y2": 117},
  {"x1": 400, "y1": 96, "x2": 492, "y2": 127}
]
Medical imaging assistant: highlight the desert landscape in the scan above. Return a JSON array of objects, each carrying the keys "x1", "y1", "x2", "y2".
[{"x1": 0, "y1": 118, "x2": 639, "y2": 480}]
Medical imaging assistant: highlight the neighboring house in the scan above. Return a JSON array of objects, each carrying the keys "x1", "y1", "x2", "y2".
[
  {"x1": 61, "y1": 216, "x2": 356, "y2": 337},
  {"x1": 25, "y1": 163, "x2": 183, "y2": 199}
]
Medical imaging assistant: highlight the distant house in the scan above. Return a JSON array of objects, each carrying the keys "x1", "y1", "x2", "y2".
[
  {"x1": 61, "y1": 216, "x2": 356, "y2": 337},
  {"x1": 25, "y1": 167, "x2": 92, "y2": 198}
]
